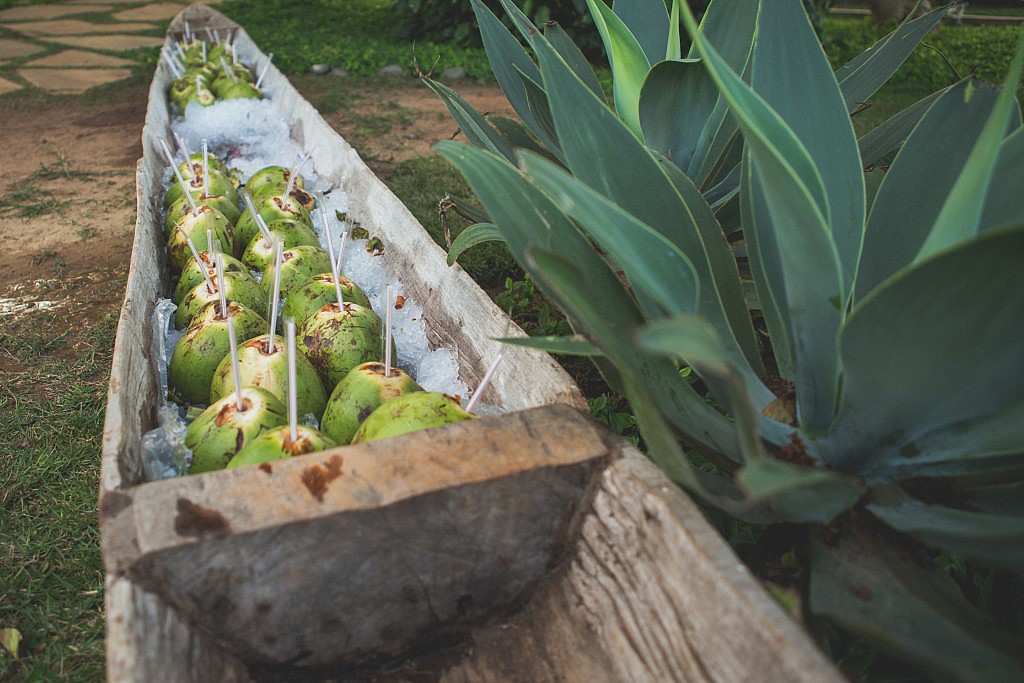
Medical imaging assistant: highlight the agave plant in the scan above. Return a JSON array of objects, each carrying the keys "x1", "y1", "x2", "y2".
[{"x1": 430, "y1": 0, "x2": 1024, "y2": 678}]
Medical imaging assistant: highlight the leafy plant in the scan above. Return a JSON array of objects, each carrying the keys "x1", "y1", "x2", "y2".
[{"x1": 429, "y1": 0, "x2": 1024, "y2": 677}]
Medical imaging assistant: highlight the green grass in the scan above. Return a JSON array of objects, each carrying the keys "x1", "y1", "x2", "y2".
[
  {"x1": 0, "y1": 311, "x2": 116, "y2": 681},
  {"x1": 217, "y1": 0, "x2": 495, "y2": 80}
]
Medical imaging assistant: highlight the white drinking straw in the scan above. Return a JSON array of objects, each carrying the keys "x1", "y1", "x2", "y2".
[
  {"x1": 283, "y1": 150, "x2": 310, "y2": 200},
  {"x1": 181, "y1": 233, "x2": 215, "y2": 294},
  {"x1": 254, "y1": 53, "x2": 273, "y2": 90},
  {"x1": 226, "y1": 314, "x2": 244, "y2": 411},
  {"x1": 202, "y1": 140, "x2": 210, "y2": 198},
  {"x1": 174, "y1": 132, "x2": 191, "y2": 164},
  {"x1": 465, "y1": 353, "x2": 505, "y2": 414},
  {"x1": 333, "y1": 230, "x2": 348, "y2": 280},
  {"x1": 201, "y1": 40, "x2": 206, "y2": 63},
  {"x1": 267, "y1": 240, "x2": 283, "y2": 354},
  {"x1": 215, "y1": 253, "x2": 228, "y2": 313},
  {"x1": 384, "y1": 285, "x2": 393, "y2": 377},
  {"x1": 286, "y1": 318, "x2": 298, "y2": 442},
  {"x1": 160, "y1": 138, "x2": 199, "y2": 216},
  {"x1": 241, "y1": 190, "x2": 273, "y2": 248},
  {"x1": 219, "y1": 56, "x2": 237, "y2": 81}
]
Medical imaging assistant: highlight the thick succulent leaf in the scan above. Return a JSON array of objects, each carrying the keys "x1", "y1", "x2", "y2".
[
  {"x1": 683, "y1": 3, "x2": 844, "y2": 433},
  {"x1": 486, "y1": 114, "x2": 560, "y2": 165},
  {"x1": 516, "y1": 69, "x2": 562, "y2": 160},
  {"x1": 441, "y1": 194, "x2": 491, "y2": 225},
  {"x1": 422, "y1": 77, "x2": 516, "y2": 162},
  {"x1": 520, "y1": 151, "x2": 701, "y2": 318},
  {"x1": 584, "y1": 0, "x2": 649, "y2": 137},
  {"x1": 868, "y1": 400, "x2": 1024, "y2": 482},
  {"x1": 496, "y1": 0, "x2": 539, "y2": 43},
  {"x1": 635, "y1": 315, "x2": 764, "y2": 461},
  {"x1": 980, "y1": 126, "x2": 1024, "y2": 231},
  {"x1": 857, "y1": 88, "x2": 943, "y2": 170},
  {"x1": 835, "y1": 6, "x2": 946, "y2": 110},
  {"x1": 962, "y1": 482, "x2": 1024, "y2": 517},
  {"x1": 867, "y1": 486, "x2": 1024, "y2": 572},
  {"x1": 542, "y1": 21, "x2": 603, "y2": 99},
  {"x1": 436, "y1": 142, "x2": 740, "y2": 458},
  {"x1": 666, "y1": 0, "x2": 681, "y2": 60},
  {"x1": 856, "y1": 78, "x2": 999, "y2": 301},
  {"x1": 532, "y1": 33, "x2": 767, "y2": 399},
  {"x1": 810, "y1": 526, "x2": 1024, "y2": 682},
  {"x1": 749, "y1": 0, "x2": 865, "y2": 288},
  {"x1": 446, "y1": 222, "x2": 504, "y2": 267},
  {"x1": 639, "y1": 59, "x2": 714, "y2": 172},
  {"x1": 612, "y1": 0, "x2": 669, "y2": 67},
  {"x1": 916, "y1": 35, "x2": 1024, "y2": 261},
  {"x1": 827, "y1": 224, "x2": 1024, "y2": 475},
  {"x1": 735, "y1": 458, "x2": 862, "y2": 524},
  {"x1": 472, "y1": 0, "x2": 560, "y2": 153},
  {"x1": 493, "y1": 334, "x2": 602, "y2": 356}
]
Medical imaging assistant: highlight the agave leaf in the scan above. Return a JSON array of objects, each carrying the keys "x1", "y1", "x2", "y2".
[
  {"x1": 635, "y1": 315, "x2": 765, "y2": 462},
  {"x1": 446, "y1": 222, "x2": 504, "y2": 267},
  {"x1": 639, "y1": 58, "x2": 714, "y2": 172},
  {"x1": 810, "y1": 525, "x2": 1024, "y2": 682},
  {"x1": 980, "y1": 126, "x2": 1024, "y2": 231},
  {"x1": 867, "y1": 485, "x2": 1024, "y2": 572},
  {"x1": 496, "y1": 0, "x2": 541, "y2": 44},
  {"x1": 422, "y1": 77, "x2": 516, "y2": 163},
  {"x1": 735, "y1": 458, "x2": 863, "y2": 524},
  {"x1": 436, "y1": 141, "x2": 740, "y2": 458},
  {"x1": 835, "y1": 6, "x2": 946, "y2": 110},
  {"x1": 855, "y1": 78, "x2": 999, "y2": 301},
  {"x1": 867, "y1": 400, "x2": 1024, "y2": 483},
  {"x1": 516, "y1": 68, "x2": 562, "y2": 161},
  {"x1": 584, "y1": 0, "x2": 649, "y2": 137},
  {"x1": 916, "y1": 34, "x2": 1024, "y2": 262},
  {"x1": 827, "y1": 224, "x2": 1024, "y2": 475},
  {"x1": 472, "y1": 0, "x2": 560, "y2": 153},
  {"x1": 612, "y1": 0, "x2": 670, "y2": 67},
  {"x1": 441, "y1": 194, "x2": 491, "y2": 225},
  {"x1": 486, "y1": 114, "x2": 560, "y2": 164},
  {"x1": 749, "y1": 0, "x2": 865, "y2": 288},
  {"x1": 666, "y1": 0, "x2": 681, "y2": 60},
  {"x1": 961, "y1": 481, "x2": 1024, "y2": 517},
  {"x1": 682, "y1": 2, "x2": 845, "y2": 433},
  {"x1": 740, "y1": 157, "x2": 793, "y2": 381},
  {"x1": 493, "y1": 334, "x2": 602, "y2": 356},
  {"x1": 531, "y1": 34, "x2": 767, "y2": 397},
  {"x1": 520, "y1": 150, "x2": 701, "y2": 318},
  {"x1": 543, "y1": 20, "x2": 603, "y2": 99},
  {"x1": 857, "y1": 88, "x2": 943, "y2": 170}
]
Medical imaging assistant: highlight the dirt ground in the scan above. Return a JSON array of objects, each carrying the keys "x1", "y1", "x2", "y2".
[{"x1": 0, "y1": 75, "x2": 513, "y2": 368}]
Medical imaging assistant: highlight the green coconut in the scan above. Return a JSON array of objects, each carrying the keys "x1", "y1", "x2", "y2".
[
  {"x1": 164, "y1": 169, "x2": 239, "y2": 212},
  {"x1": 215, "y1": 80, "x2": 263, "y2": 100},
  {"x1": 173, "y1": 250, "x2": 249, "y2": 304},
  {"x1": 185, "y1": 386, "x2": 288, "y2": 474},
  {"x1": 166, "y1": 205, "x2": 236, "y2": 270},
  {"x1": 249, "y1": 185, "x2": 316, "y2": 213},
  {"x1": 168, "y1": 301, "x2": 266, "y2": 406},
  {"x1": 174, "y1": 270, "x2": 267, "y2": 329},
  {"x1": 178, "y1": 152, "x2": 228, "y2": 179},
  {"x1": 209, "y1": 334, "x2": 327, "y2": 421},
  {"x1": 165, "y1": 191, "x2": 240, "y2": 231},
  {"x1": 234, "y1": 195, "x2": 312, "y2": 247},
  {"x1": 245, "y1": 166, "x2": 304, "y2": 198},
  {"x1": 321, "y1": 362, "x2": 422, "y2": 444},
  {"x1": 280, "y1": 273, "x2": 371, "y2": 327},
  {"x1": 226, "y1": 424, "x2": 337, "y2": 469},
  {"x1": 351, "y1": 391, "x2": 476, "y2": 444},
  {"x1": 297, "y1": 301, "x2": 388, "y2": 389},
  {"x1": 262, "y1": 245, "x2": 333, "y2": 301},
  {"x1": 240, "y1": 219, "x2": 320, "y2": 272}
]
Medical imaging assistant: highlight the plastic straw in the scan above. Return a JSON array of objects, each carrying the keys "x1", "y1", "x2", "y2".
[
  {"x1": 181, "y1": 233, "x2": 216, "y2": 294},
  {"x1": 232, "y1": 42, "x2": 237, "y2": 65},
  {"x1": 219, "y1": 56, "x2": 237, "y2": 81},
  {"x1": 267, "y1": 240, "x2": 283, "y2": 354},
  {"x1": 174, "y1": 132, "x2": 190, "y2": 164},
  {"x1": 283, "y1": 150, "x2": 310, "y2": 201},
  {"x1": 254, "y1": 53, "x2": 273, "y2": 90},
  {"x1": 333, "y1": 230, "x2": 348, "y2": 280},
  {"x1": 286, "y1": 318, "x2": 298, "y2": 442},
  {"x1": 465, "y1": 353, "x2": 505, "y2": 414},
  {"x1": 160, "y1": 138, "x2": 199, "y2": 216},
  {"x1": 202, "y1": 140, "x2": 210, "y2": 198},
  {"x1": 242, "y1": 190, "x2": 273, "y2": 248},
  {"x1": 201, "y1": 41, "x2": 206, "y2": 63},
  {"x1": 215, "y1": 253, "x2": 228, "y2": 312},
  {"x1": 227, "y1": 314, "x2": 245, "y2": 411},
  {"x1": 384, "y1": 285, "x2": 393, "y2": 377},
  {"x1": 161, "y1": 50, "x2": 182, "y2": 77},
  {"x1": 206, "y1": 227, "x2": 214, "y2": 256}
]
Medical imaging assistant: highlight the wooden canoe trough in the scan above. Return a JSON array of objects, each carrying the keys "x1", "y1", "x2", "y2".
[{"x1": 100, "y1": 4, "x2": 840, "y2": 681}]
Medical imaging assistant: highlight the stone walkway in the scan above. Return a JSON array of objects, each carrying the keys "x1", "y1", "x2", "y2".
[{"x1": 0, "y1": 0, "x2": 221, "y2": 95}]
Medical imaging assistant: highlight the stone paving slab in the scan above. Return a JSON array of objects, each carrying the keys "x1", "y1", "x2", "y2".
[
  {"x1": 49, "y1": 34, "x2": 165, "y2": 51},
  {"x1": 24, "y1": 49, "x2": 133, "y2": 68},
  {"x1": 0, "y1": 38, "x2": 46, "y2": 60},
  {"x1": 0, "y1": 4, "x2": 112, "y2": 22},
  {"x1": 113, "y1": 2, "x2": 184, "y2": 22},
  {"x1": 13, "y1": 19, "x2": 157, "y2": 36},
  {"x1": 0, "y1": 75, "x2": 20, "y2": 96},
  {"x1": 19, "y1": 66, "x2": 132, "y2": 92}
]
